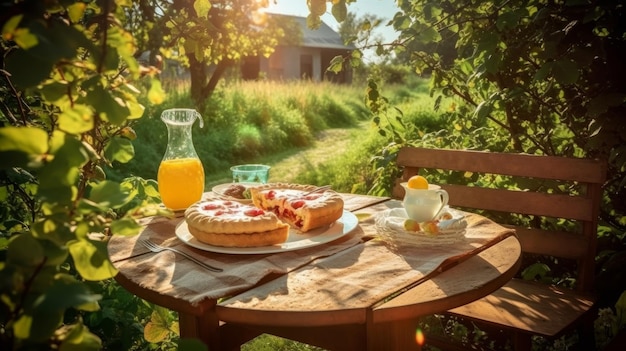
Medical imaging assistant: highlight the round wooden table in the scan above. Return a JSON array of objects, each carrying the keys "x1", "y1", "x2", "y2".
[{"x1": 109, "y1": 195, "x2": 521, "y2": 351}]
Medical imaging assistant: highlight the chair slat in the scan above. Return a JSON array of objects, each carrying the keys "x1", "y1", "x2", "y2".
[
  {"x1": 443, "y1": 184, "x2": 596, "y2": 221},
  {"x1": 509, "y1": 226, "x2": 590, "y2": 259},
  {"x1": 394, "y1": 183, "x2": 596, "y2": 221},
  {"x1": 396, "y1": 147, "x2": 607, "y2": 183}
]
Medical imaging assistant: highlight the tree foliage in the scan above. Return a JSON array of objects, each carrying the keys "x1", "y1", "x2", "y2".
[
  {"x1": 0, "y1": 1, "x2": 167, "y2": 349},
  {"x1": 124, "y1": 0, "x2": 286, "y2": 107},
  {"x1": 325, "y1": 0, "x2": 625, "y2": 229}
]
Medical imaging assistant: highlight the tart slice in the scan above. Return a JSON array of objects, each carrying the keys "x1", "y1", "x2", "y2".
[
  {"x1": 185, "y1": 200, "x2": 289, "y2": 247},
  {"x1": 249, "y1": 183, "x2": 344, "y2": 232}
]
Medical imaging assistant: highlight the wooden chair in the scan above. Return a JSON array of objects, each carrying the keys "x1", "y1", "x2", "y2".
[{"x1": 392, "y1": 146, "x2": 607, "y2": 350}]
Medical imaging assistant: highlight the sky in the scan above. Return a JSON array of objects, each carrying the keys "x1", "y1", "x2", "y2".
[{"x1": 264, "y1": 0, "x2": 401, "y2": 61}]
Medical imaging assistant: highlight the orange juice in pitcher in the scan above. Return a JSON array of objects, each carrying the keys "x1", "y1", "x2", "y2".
[
  {"x1": 157, "y1": 108, "x2": 205, "y2": 210},
  {"x1": 158, "y1": 158, "x2": 204, "y2": 210}
]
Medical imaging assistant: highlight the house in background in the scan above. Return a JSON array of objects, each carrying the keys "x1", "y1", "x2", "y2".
[{"x1": 242, "y1": 15, "x2": 354, "y2": 84}]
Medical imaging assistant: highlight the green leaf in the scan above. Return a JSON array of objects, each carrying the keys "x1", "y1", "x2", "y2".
[
  {"x1": 37, "y1": 274, "x2": 102, "y2": 311},
  {"x1": 194, "y1": 0, "x2": 212, "y2": 18},
  {"x1": 552, "y1": 60, "x2": 579, "y2": 84},
  {"x1": 53, "y1": 134, "x2": 88, "y2": 168},
  {"x1": 38, "y1": 135, "x2": 86, "y2": 202},
  {"x1": 521, "y1": 262, "x2": 550, "y2": 280},
  {"x1": 497, "y1": 10, "x2": 522, "y2": 31},
  {"x1": 7, "y1": 232, "x2": 44, "y2": 267},
  {"x1": 58, "y1": 322, "x2": 102, "y2": 351},
  {"x1": 107, "y1": 27, "x2": 138, "y2": 76},
  {"x1": 423, "y1": 3, "x2": 442, "y2": 21},
  {"x1": 360, "y1": 20, "x2": 372, "y2": 31},
  {"x1": 67, "y1": 3, "x2": 87, "y2": 23},
  {"x1": 16, "y1": 274, "x2": 101, "y2": 342},
  {"x1": 587, "y1": 93, "x2": 625, "y2": 117},
  {"x1": 76, "y1": 199, "x2": 108, "y2": 218},
  {"x1": 40, "y1": 80, "x2": 72, "y2": 105},
  {"x1": 31, "y1": 218, "x2": 75, "y2": 246},
  {"x1": 68, "y1": 239, "x2": 117, "y2": 281},
  {"x1": 101, "y1": 45, "x2": 122, "y2": 74},
  {"x1": 485, "y1": 53, "x2": 502, "y2": 74},
  {"x1": 474, "y1": 101, "x2": 492, "y2": 120},
  {"x1": 391, "y1": 14, "x2": 411, "y2": 31},
  {"x1": 534, "y1": 62, "x2": 552, "y2": 81},
  {"x1": 58, "y1": 105, "x2": 94, "y2": 134},
  {"x1": 144, "y1": 309, "x2": 171, "y2": 343},
  {"x1": 82, "y1": 78, "x2": 130, "y2": 125},
  {"x1": 309, "y1": 0, "x2": 327, "y2": 17},
  {"x1": 306, "y1": 14, "x2": 322, "y2": 30},
  {"x1": 417, "y1": 25, "x2": 441, "y2": 43},
  {"x1": 143, "y1": 179, "x2": 161, "y2": 198},
  {"x1": 475, "y1": 32, "x2": 498, "y2": 56},
  {"x1": 376, "y1": 44, "x2": 385, "y2": 56},
  {"x1": 147, "y1": 78, "x2": 166, "y2": 105},
  {"x1": 88, "y1": 180, "x2": 131, "y2": 208},
  {"x1": 14, "y1": 29, "x2": 38, "y2": 50},
  {"x1": 104, "y1": 136, "x2": 135, "y2": 164},
  {"x1": 0, "y1": 127, "x2": 49, "y2": 169},
  {"x1": 331, "y1": 2, "x2": 348, "y2": 22},
  {"x1": 39, "y1": 238, "x2": 70, "y2": 267},
  {"x1": 327, "y1": 55, "x2": 344, "y2": 74},
  {"x1": 4, "y1": 167, "x2": 37, "y2": 185},
  {"x1": 13, "y1": 315, "x2": 37, "y2": 340},
  {"x1": 110, "y1": 218, "x2": 143, "y2": 236},
  {"x1": 2, "y1": 14, "x2": 24, "y2": 38}
]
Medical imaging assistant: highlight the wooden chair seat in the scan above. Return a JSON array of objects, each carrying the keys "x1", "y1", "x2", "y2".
[{"x1": 448, "y1": 278, "x2": 595, "y2": 337}]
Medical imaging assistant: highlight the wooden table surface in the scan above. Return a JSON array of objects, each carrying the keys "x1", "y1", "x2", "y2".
[{"x1": 109, "y1": 194, "x2": 521, "y2": 351}]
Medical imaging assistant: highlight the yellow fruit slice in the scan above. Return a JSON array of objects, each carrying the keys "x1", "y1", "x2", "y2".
[
  {"x1": 407, "y1": 175, "x2": 429, "y2": 189},
  {"x1": 403, "y1": 219, "x2": 421, "y2": 232}
]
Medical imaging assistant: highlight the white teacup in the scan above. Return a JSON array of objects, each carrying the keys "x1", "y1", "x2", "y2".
[{"x1": 401, "y1": 183, "x2": 449, "y2": 222}]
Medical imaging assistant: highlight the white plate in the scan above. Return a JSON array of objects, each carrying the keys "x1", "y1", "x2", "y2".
[
  {"x1": 175, "y1": 210, "x2": 358, "y2": 254},
  {"x1": 211, "y1": 182, "x2": 259, "y2": 203}
]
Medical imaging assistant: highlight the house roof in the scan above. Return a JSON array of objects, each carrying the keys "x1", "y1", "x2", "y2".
[{"x1": 272, "y1": 14, "x2": 354, "y2": 50}]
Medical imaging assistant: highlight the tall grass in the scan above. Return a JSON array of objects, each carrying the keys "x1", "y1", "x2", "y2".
[{"x1": 107, "y1": 80, "x2": 370, "y2": 184}]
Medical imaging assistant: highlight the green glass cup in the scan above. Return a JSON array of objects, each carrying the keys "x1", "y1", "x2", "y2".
[{"x1": 230, "y1": 164, "x2": 270, "y2": 183}]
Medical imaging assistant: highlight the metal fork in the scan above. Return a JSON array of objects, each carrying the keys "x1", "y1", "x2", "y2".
[{"x1": 140, "y1": 239, "x2": 222, "y2": 272}]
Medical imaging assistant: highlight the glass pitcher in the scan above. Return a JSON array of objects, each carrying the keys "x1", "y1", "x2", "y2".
[{"x1": 157, "y1": 108, "x2": 205, "y2": 210}]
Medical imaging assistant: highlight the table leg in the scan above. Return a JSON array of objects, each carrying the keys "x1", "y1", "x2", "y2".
[
  {"x1": 179, "y1": 311, "x2": 221, "y2": 350},
  {"x1": 367, "y1": 318, "x2": 423, "y2": 351}
]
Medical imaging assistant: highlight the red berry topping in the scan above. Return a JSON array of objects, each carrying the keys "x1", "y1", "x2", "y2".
[
  {"x1": 244, "y1": 208, "x2": 265, "y2": 217},
  {"x1": 291, "y1": 200, "x2": 305, "y2": 209},
  {"x1": 265, "y1": 190, "x2": 276, "y2": 200},
  {"x1": 202, "y1": 203, "x2": 220, "y2": 210}
]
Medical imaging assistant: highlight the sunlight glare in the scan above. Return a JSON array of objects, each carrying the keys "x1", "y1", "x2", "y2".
[
  {"x1": 415, "y1": 328, "x2": 425, "y2": 346},
  {"x1": 251, "y1": 10, "x2": 268, "y2": 26}
]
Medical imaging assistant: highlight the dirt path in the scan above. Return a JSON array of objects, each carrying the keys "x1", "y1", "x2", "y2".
[{"x1": 267, "y1": 128, "x2": 354, "y2": 183}]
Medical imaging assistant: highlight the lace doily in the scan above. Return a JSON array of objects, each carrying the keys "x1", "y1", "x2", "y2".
[{"x1": 374, "y1": 207, "x2": 467, "y2": 245}]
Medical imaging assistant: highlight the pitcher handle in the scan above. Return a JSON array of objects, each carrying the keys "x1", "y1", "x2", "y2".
[
  {"x1": 433, "y1": 189, "x2": 450, "y2": 219},
  {"x1": 194, "y1": 110, "x2": 204, "y2": 128}
]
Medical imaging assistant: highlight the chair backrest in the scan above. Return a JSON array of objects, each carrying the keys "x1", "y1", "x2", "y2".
[{"x1": 392, "y1": 146, "x2": 607, "y2": 292}]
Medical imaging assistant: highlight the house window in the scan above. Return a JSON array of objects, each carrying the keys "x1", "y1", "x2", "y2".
[{"x1": 300, "y1": 54, "x2": 313, "y2": 80}]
